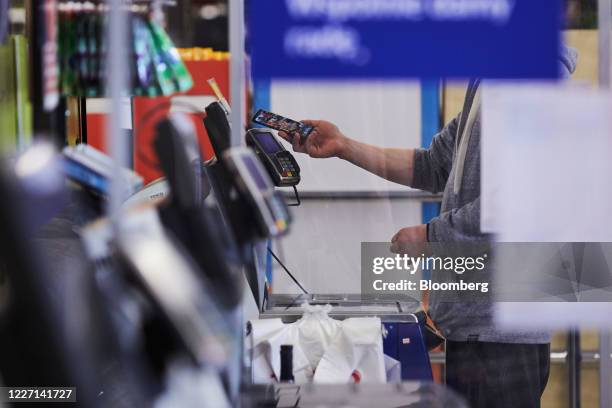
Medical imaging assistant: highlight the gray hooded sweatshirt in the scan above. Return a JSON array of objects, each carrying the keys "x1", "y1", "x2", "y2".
[{"x1": 411, "y1": 47, "x2": 578, "y2": 343}]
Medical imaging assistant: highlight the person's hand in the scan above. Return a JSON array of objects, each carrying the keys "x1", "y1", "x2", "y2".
[
  {"x1": 278, "y1": 120, "x2": 348, "y2": 159},
  {"x1": 390, "y1": 224, "x2": 429, "y2": 255}
]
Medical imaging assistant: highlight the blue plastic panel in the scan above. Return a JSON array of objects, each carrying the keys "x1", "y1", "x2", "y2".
[
  {"x1": 383, "y1": 322, "x2": 432, "y2": 381},
  {"x1": 250, "y1": 0, "x2": 560, "y2": 80}
]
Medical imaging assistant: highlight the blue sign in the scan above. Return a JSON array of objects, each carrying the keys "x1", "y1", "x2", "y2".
[{"x1": 249, "y1": 0, "x2": 561, "y2": 79}]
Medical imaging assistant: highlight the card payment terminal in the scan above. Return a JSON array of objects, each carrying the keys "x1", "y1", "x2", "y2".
[
  {"x1": 246, "y1": 129, "x2": 300, "y2": 187},
  {"x1": 222, "y1": 147, "x2": 291, "y2": 238}
]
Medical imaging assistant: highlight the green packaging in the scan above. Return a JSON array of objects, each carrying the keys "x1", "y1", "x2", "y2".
[
  {"x1": 145, "y1": 20, "x2": 176, "y2": 96},
  {"x1": 147, "y1": 20, "x2": 193, "y2": 94}
]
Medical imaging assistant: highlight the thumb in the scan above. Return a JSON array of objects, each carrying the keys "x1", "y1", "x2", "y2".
[{"x1": 391, "y1": 232, "x2": 400, "y2": 243}]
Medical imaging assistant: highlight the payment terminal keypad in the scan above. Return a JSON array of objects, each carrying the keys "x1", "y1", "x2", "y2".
[{"x1": 277, "y1": 153, "x2": 297, "y2": 178}]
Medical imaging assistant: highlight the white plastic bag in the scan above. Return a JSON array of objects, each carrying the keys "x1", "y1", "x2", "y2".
[{"x1": 249, "y1": 303, "x2": 389, "y2": 384}]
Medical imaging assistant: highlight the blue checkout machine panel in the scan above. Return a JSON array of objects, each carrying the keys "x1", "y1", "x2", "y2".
[{"x1": 383, "y1": 321, "x2": 432, "y2": 381}]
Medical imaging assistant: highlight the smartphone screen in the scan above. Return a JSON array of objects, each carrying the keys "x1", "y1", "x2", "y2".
[{"x1": 252, "y1": 109, "x2": 314, "y2": 140}]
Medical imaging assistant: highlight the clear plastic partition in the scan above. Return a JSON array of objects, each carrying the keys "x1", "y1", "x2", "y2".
[
  {"x1": 266, "y1": 80, "x2": 426, "y2": 298},
  {"x1": 247, "y1": 1, "x2": 612, "y2": 407}
]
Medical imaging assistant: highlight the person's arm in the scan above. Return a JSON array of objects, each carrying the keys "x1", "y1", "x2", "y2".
[
  {"x1": 339, "y1": 140, "x2": 415, "y2": 187},
  {"x1": 411, "y1": 113, "x2": 460, "y2": 193},
  {"x1": 428, "y1": 197, "x2": 487, "y2": 242},
  {"x1": 280, "y1": 115, "x2": 460, "y2": 191},
  {"x1": 389, "y1": 197, "x2": 486, "y2": 254},
  {"x1": 280, "y1": 120, "x2": 415, "y2": 186}
]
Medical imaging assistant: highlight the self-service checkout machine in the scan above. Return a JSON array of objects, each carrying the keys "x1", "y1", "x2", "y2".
[
  {"x1": 202, "y1": 101, "x2": 437, "y2": 384},
  {"x1": 0, "y1": 106, "x2": 459, "y2": 406}
]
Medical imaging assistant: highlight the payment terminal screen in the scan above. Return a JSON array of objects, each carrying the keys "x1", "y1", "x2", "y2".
[
  {"x1": 243, "y1": 155, "x2": 270, "y2": 191},
  {"x1": 256, "y1": 132, "x2": 283, "y2": 154}
]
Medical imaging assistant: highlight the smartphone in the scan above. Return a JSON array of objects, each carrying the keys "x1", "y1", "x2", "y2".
[{"x1": 252, "y1": 109, "x2": 314, "y2": 142}]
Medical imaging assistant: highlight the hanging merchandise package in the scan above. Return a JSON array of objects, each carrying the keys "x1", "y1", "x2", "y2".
[
  {"x1": 144, "y1": 19, "x2": 175, "y2": 96},
  {"x1": 248, "y1": 304, "x2": 394, "y2": 384},
  {"x1": 147, "y1": 20, "x2": 193, "y2": 94},
  {"x1": 132, "y1": 15, "x2": 158, "y2": 96}
]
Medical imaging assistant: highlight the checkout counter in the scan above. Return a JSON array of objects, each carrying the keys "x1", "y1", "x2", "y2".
[
  {"x1": 0, "y1": 105, "x2": 460, "y2": 407},
  {"x1": 203, "y1": 101, "x2": 434, "y2": 383}
]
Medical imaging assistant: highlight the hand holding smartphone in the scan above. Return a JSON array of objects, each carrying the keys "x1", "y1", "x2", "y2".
[{"x1": 252, "y1": 109, "x2": 314, "y2": 143}]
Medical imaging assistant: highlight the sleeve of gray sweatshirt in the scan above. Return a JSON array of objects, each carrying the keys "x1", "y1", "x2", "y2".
[
  {"x1": 411, "y1": 113, "x2": 460, "y2": 193},
  {"x1": 411, "y1": 112, "x2": 485, "y2": 242},
  {"x1": 428, "y1": 197, "x2": 484, "y2": 242}
]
